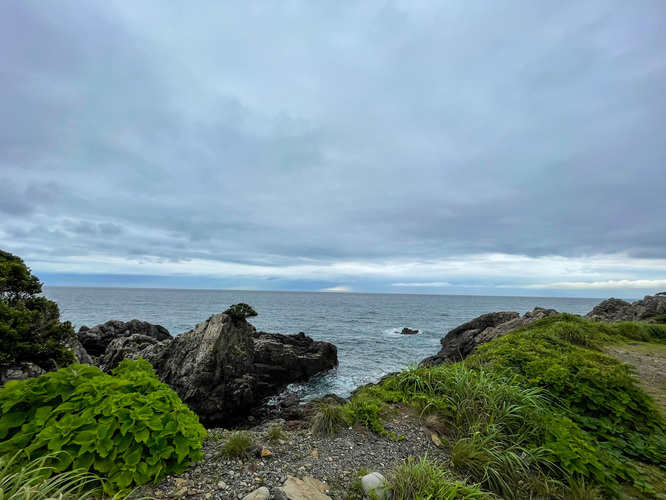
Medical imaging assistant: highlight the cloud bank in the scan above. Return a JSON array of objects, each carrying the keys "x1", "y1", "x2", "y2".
[{"x1": 0, "y1": 1, "x2": 664, "y2": 297}]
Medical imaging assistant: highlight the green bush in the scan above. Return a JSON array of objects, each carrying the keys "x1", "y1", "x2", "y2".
[
  {"x1": 223, "y1": 303, "x2": 258, "y2": 320},
  {"x1": 0, "y1": 359, "x2": 206, "y2": 494},
  {"x1": 470, "y1": 320, "x2": 666, "y2": 467},
  {"x1": 0, "y1": 250, "x2": 74, "y2": 370}
]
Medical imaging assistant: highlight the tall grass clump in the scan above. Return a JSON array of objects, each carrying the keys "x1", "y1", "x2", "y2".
[
  {"x1": 221, "y1": 431, "x2": 255, "y2": 459},
  {"x1": 390, "y1": 456, "x2": 490, "y2": 500},
  {"x1": 0, "y1": 453, "x2": 101, "y2": 500},
  {"x1": 310, "y1": 401, "x2": 348, "y2": 435},
  {"x1": 264, "y1": 424, "x2": 286, "y2": 443}
]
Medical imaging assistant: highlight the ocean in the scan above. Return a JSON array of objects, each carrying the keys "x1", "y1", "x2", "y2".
[{"x1": 44, "y1": 287, "x2": 608, "y2": 399}]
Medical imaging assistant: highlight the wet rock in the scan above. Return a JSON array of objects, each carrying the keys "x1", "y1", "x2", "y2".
[{"x1": 400, "y1": 327, "x2": 419, "y2": 335}]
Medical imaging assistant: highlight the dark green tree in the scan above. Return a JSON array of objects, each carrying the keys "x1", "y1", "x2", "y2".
[
  {"x1": 0, "y1": 250, "x2": 74, "y2": 370},
  {"x1": 223, "y1": 303, "x2": 258, "y2": 321}
]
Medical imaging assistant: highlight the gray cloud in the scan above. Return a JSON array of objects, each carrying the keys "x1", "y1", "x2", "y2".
[{"x1": 0, "y1": 0, "x2": 665, "y2": 293}]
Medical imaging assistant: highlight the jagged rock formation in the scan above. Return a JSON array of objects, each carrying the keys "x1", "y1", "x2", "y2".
[
  {"x1": 77, "y1": 319, "x2": 172, "y2": 357},
  {"x1": 78, "y1": 313, "x2": 338, "y2": 426},
  {"x1": 421, "y1": 307, "x2": 558, "y2": 365},
  {"x1": 0, "y1": 362, "x2": 46, "y2": 386},
  {"x1": 400, "y1": 327, "x2": 419, "y2": 335},
  {"x1": 585, "y1": 295, "x2": 666, "y2": 323}
]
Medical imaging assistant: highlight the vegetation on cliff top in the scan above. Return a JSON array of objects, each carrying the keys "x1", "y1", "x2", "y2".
[
  {"x1": 346, "y1": 314, "x2": 666, "y2": 499},
  {"x1": 0, "y1": 250, "x2": 74, "y2": 371}
]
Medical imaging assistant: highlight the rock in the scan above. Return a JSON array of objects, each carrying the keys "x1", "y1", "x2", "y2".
[
  {"x1": 66, "y1": 337, "x2": 94, "y2": 365},
  {"x1": 279, "y1": 476, "x2": 331, "y2": 500},
  {"x1": 242, "y1": 487, "x2": 270, "y2": 500},
  {"x1": 361, "y1": 472, "x2": 389, "y2": 500},
  {"x1": 252, "y1": 331, "x2": 338, "y2": 397},
  {"x1": 217, "y1": 481, "x2": 227, "y2": 490},
  {"x1": 0, "y1": 362, "x2": 46, "y2": 386},
  {"x1": 422, "y1": 307, "x2": 558, "y2": 365},
  {"x1": 98, "y1": 334, "x2": 169, "y2": 373},
  {"x1": 585, "y1": 295, "x2": 666, "y2": 323},
  {"x1": 77, "y1": 319, "x2": 172, "y2": 357},
  {"x1": 261, "y1": 448, "x2": 272, "y2": 458},
  {"x1": 400, "y1": 327, "x2": 419, "y2": 335},
  {"x1": 143, "y1": 314, "x2": 338, "y2": 426}
]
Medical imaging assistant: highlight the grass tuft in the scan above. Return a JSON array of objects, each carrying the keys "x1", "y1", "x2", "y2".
[
  {"x1": 390, "y1": 456, "x2": 490, "y2": 499},
  {"x1": 0, "y1": 453, "x2": 101, "y2": 500},
  {"x1": 221, "y1": 431, "x2": 255, "y2": 459},
  {"x1": 311, "y1": 401, "x2": 348, "y2": 435},
  {"x1": 264, "y1": 424, "x2": 286, "y2": 443}
]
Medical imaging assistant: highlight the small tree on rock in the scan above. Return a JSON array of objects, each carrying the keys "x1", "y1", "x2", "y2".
[
  {"x1": 224, "y1": 303, "x2": 258, "y2": 321},
  {"x1": 0, "y1": 249, "x2": 74, "y2": 370}
]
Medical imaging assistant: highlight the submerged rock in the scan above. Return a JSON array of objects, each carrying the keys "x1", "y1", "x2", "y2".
[
  {"x1": 400, "y1": 327, "x2": 419, "y2": 335},
  {"x1": 422, "y1": 307, "x2": 558, "y2": 365}
]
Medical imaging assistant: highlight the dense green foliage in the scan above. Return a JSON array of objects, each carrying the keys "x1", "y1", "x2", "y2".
[
  {"x1": 471, "y1": 315, "x2": 666, "y2": 468},
  {"x1": 0, "y1": 359, "x2": 206, "y2": 494},
  {"x1": 0, "y1": 249, "x2": 74, "y2": 370},
  {"x1": 346, "y1": 315, "x2": 666, "y2": 498},
  {"x1": 224, "y1": 303, "x2": 258, "y2": 320}
]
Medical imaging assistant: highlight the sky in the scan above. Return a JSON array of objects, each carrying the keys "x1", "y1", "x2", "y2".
[{"x1": 1, "y1": 1, "x2": 665, "y2": 298}]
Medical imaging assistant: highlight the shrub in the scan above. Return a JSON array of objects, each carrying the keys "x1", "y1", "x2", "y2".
[
  {"x1": 0, "y1": 250, "x2": 74, "y2": 370},
  {"x1": 221, "y1": 431, "x2": 255, "y2": 459},
  {"x1": 0, "y1": 452, "x2": 101, "y2": 500},
  {"x1": 223, "y1": 303, "x2": 258, "y2": 320},
  {"x1": 310, "y1": 401, "x2": 348, "y2": 435},
  {"x1": 345, "y1": 392, "x2": 393, "y2": 437},
  {"x1": 390, "y1": 456, "x2": 490, "y2": 500},
  {"x1": 0, "y1": 359, "x2": 206, "y2": 494}
]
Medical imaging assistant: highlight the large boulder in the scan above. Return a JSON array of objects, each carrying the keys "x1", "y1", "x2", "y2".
[
  {"x1": 422, "y1": 307, "x2": 558, "y2": 365},
  {"x1": 98, "y1": 334, "x2": 167, "y2": 372},
  {"x1": 77, "y1": 319, "x2": 172, "y2": 357},
  {"x1": 0, "y1": 362, "x2": 46, "y2": 386},
  {"x1": 141, "y1": 314, "x2": 338, "y2": 426},
  {"x1": 585, "y1": 295, "x2": 666, "y2": 323},
  {"x1": 252, "y1": 331, "x2": 338, "y2": 397}
]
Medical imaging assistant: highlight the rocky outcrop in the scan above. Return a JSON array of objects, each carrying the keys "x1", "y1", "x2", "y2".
[
  {"x1": 422, "y1": 307, "x2": 558, "y2": 365},
  {"x1": 252, "y1": 331, "x2": 338, "y2": 398},
  {"x1": 400, "y1": 327, "x2": 419, "y2": 335},
  {"x1": 66, "y1": 337, "x2": 94, "y2": 365},
  {"x1": 98, "y1": 334, "x2": 167, "y2": 372},
  {"x1": 0, "y1": 362, "x2": 46, "y2": 386},
  {"x1": 585, "y1": 295, "x2": 666, "y2": 323},
  {"x1": 77, "y1": 319, "x2": 172, "y2": 357}
]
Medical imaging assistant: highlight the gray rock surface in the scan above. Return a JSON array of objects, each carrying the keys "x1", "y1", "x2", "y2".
[
  {"x1": 361, "y1": 472, "x2": 389, "y2": 500},
  {"x1": 422, "y1": 307, "x2": 558, "y2": 365},
  {"x1": 585, "y1": 295, "x2": 666, "y2": 323},
  {"x1": 137, "y1": 314, "x2": 338, "y2": 426},
  {"x1": 98, "y1": 333, "x2": 166, "y2": 372},
  {"x1": 66, "y1": 337, "x2": 94, "y2": 365},
  {"x1": 242, "y1": 486, "x2": 270, "y2": 500},
  {"x1": 279, "y1": 475, "x2": 331, "y2": 500},
  {"x1": 0, "y1": 362, "x2": 46, "y2": 386},
  {"x1": 77, "y1": 319, "x2": 172, "y2": 357}
]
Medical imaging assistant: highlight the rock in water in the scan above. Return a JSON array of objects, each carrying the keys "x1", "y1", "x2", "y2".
[
  {"x1": 422, "y1": 307, "x2": 558, "y2": 365},
  {"x1": 142, "y1": 314, "x2": 338, "y2": 426},
  {"x1": 400, "y1": 327, "x2": 419, "y2": 335},
  {"x1": 77, "y1": 319, "x2": 172, "y2": 357}
]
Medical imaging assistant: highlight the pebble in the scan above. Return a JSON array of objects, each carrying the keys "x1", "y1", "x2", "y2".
[{"x1": 217, "y1": 481, "x2": 227, "y2": 490}]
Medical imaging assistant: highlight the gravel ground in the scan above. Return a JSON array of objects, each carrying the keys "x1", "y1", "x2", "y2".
[
  {"x1": 605, "y1": 342, "x2": 666, "y2": 417},
  {"x1": 135, "y1": 405, "x2": 445, "y2": 500}
]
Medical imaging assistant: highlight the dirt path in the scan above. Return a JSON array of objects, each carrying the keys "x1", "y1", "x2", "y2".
[{"x1": 604, "y1": 342, "x2": 666, "y2": 418}]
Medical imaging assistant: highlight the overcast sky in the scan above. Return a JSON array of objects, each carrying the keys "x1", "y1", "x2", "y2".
[{"x1": 1, "y1": 1, "x2": 665, "y2": 297}]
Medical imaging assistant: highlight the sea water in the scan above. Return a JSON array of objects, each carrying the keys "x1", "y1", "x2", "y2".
[{"x1": 44, "y1": 287, "x2": 607, "y2": 399}]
